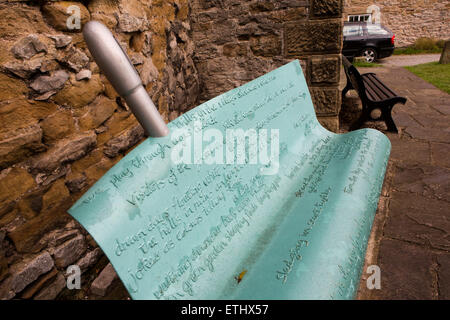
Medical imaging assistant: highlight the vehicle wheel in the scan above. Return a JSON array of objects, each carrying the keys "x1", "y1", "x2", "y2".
[{"x1": 361, "y1": 48, "x2": 377, "y2": 63}]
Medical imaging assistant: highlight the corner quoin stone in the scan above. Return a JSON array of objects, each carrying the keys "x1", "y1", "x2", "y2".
[
  {"x1": 318, "y1": 116, "x2": 339, "y2": 133},
  {"x1": 310, "y1": 55, "x2": 341, "y2": 84},
  {"x1": 311, "y1": 87, "x2": 341, "y2": 116},
  {"x1": 284, "y1": 20, "x2": 342, "y2": 56},
  {"x1": 310, "y1": 0, "x2": 343, "y2": 18}
]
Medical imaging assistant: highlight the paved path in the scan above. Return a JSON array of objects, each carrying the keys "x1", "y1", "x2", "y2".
[
  {"x1": 378, "y1": 54, "x2": 441, "y2": 67},
  {"x1": 351, "y1": 66, "x2": 450, "y2": 299}
]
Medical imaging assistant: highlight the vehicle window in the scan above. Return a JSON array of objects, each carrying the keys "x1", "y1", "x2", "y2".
[
  {"x1": 366, "y1": 24, "x2": 389, "y2": 35},
  {"x1": 343, "y1": 25, "x2": 364, "y2": 37}
]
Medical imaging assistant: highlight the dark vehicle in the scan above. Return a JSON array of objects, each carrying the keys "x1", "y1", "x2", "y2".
[{"x1": 343, "y1": 22, "x2": 395, "y2": 63}]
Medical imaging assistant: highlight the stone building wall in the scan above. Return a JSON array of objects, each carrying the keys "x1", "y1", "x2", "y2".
[
  {"x1": 344, "y1": 0, "x2": 450, "y2": 47},
  {"x1": 0, "y1": 0, "x2": 343, "y2": 299},
  {"x1": 0, "y1": 0, "x2": 198, "y2": 300},
  {"x1": 191, "y1": 0, "x2": 344, "y2": 132}
]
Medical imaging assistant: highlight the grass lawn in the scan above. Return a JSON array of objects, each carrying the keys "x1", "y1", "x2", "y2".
[
  {"x1": 405, "y1": 62, "x2": 450, "y2": 94},
  {"x1": 394, "y1": 47, "x2": 443, "y2": 55},
  {"x1": 352, "y1": 61, "x2": 382, "y2": 68}
]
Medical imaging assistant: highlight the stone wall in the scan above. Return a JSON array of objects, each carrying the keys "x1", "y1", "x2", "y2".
[
  {"x1": 0, "y1": 0, "x2": 343, "y2": 300},
  {"x1": 191, "y1": 0, "x2": 344, "y2": 132},
  {"x1": 344, "y1": 0, "x2": 450, "y2": 47},
  {"x1": 0, "y1": 0, "x2": 198, "y2": 300}
]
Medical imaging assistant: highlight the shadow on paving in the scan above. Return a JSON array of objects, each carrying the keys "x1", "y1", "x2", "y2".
[{"x1": 341, "y1": 66, "x2": 450, "y2": 300}]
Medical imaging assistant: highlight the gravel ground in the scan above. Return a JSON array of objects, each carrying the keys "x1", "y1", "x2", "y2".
[{"x1": 378, "y1": 53, "x2": 441, "y2": 67}]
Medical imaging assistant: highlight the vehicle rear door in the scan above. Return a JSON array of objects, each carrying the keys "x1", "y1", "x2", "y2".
[
  {"x1": 365, "y1": 24, "x2": 393, "y2": 49},
  {"x1": 343, "y1": 24, "x2": 365, "y2": 58}
]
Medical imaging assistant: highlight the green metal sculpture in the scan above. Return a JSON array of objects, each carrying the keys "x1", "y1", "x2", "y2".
[{"x1": 69, "y1": 60, "x2": 390, "y2": 300}]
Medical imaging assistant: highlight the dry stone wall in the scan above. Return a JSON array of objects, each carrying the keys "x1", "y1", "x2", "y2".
[
  {"x1": 0, "y1": 0, "x2": 343, "y2": 299},
  {"x1": 0, "y1": 0, "x2": 198, "y2": 300}
]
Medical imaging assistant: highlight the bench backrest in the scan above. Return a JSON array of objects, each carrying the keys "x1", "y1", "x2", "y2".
[
  {"x1": 69, "y1": 60, "x2": 391, "y2": 300},
  {"x1": 342, "y1": 56, "x2": 368, "y2": 102}
]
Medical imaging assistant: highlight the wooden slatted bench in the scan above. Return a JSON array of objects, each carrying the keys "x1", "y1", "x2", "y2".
[{"x1": 342, "y1": 56, "x2": 407, "y2": 132}]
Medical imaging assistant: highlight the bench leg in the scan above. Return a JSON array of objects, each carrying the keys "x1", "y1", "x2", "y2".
[{"x1": 382, "y1": 105, "x2": 398, "y2": 133}]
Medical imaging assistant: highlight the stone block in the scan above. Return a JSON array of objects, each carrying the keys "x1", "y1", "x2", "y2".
[
  {"x1": 0, "y1": 125, "x2": 45, "y2": 170},
  {"x1": 0, "y1": 99, "x2": 57, "y2": 138},
  {"x1": 0, "y1": 4, "x2": 52, "y2": 41},
  {"x1": 76, "y1": 248, "x2": 103, "y2": 273},
  {"x1": 11, "y1": 34, "x2": 47, "y2": 60},
  {"x1": 42, "y1": 1, "x2": 90, "y2": 32},
  {"x1": 42, "y1": 228, "x2": 79, "y2": 249},
  {"x1": 9, "y1": 206, "x2": 72, "y2": 253},
  {"x1": 249, "y1": 1, "x2": 275, "y2": 13},
  {"x1": 53, "y1": 74, "x2": 104, "y2": 108},
  {"x1": 310, "y1": 0, "x2": 343, "y2": 18},
  {"x1": 30, "y1": 70, "x2": 70, "y2": 94},
  {"x1": 223, "y1": 42, "x2": 247, "y2": 57},
  {"x1": 317, "y1": 116, "x2": 339, "y2": 132},
  {"x1": 53, "y1": 234, "x2": 87, "y2": 268},
  {"x1": 30, "y1": 131, "x2": 97, "y2": 174},
  {"x1": 48, "y1": 34, "x2": 72, "y2": 48},
  {"x1": 34, "y1": 272, "x2": 66, "y2": 300},
  {"x1": 0, "y1": 73, "x2": 28, "y2": 100},
  {"x1": 116, "y1": 13, "x2": 149, "y2": 33},
  {"x1": 40, "y1": 180, "x2": 70, "y2": 214},
  {"x1": 40, "y1": 111, "x2": 76, "y2": 143},
  {"x1": 311, "y1": 87, "x2": 340, "y2": 115},
  {"x1": 79, "y1": 96, "x2": 117, "y2": 131},
  {"x1": 65, "y1": 172, "x2": 88, "y2": 194},
  {"x1": 57, "y1": 47, "x2": 89, "y2": 73},
  {"x1": 76, "y1": 69, "x2": 92, "y2": 81},
  {"x1": 103, "y1": 124, "x2": 145, "y2": 158},
  {"x1": 309, "y1": 55, "x2": 340, "y2": 84},
  {"x1": 90, "y1": 263, "x2": 118, "y2": 296},
  {"x1": 250, "y1": 34, "x2": 282, "y2": 57},
  {"x1": 20, "y1": 268, "x2": 58, "y2": 299},
  {"x1": 285, "y1": 20, "x2": 342, "y2": 55},
  {"x1": 3, "y1": 59, "x2": 42, "y2": 79},
  {"x1": 0, "y1": 167, "x2": 36, "y2": 215},
  {"x1": 9, "y1": 251, "x2": 54, "y2": 294}
]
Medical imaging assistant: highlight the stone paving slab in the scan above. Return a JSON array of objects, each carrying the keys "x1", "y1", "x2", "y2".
[
  {"x1": 353, "y1": 65, "x2": 449, "y2": 300},
  {"x1": 393, "y1": 165, "x2": 450, "y2": 201},
  {"x1": 388, "y1": 135, "x2": 431, "y2": 166},
  {"x1": 385, "y1": 191, "x2": 449, "y2": 251},
  {"x1": 437, "y1": 254, "x2": 450, "y2": 299},
  {"x1": 431, "y1": 143, "x2": 450, "y2": 168},
  {"x1": 375, "y1": 238, "x2": 436, "y2": 300}
]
